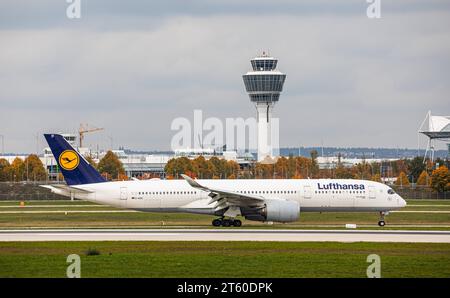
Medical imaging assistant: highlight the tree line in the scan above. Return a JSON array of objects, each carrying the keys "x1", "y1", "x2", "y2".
[
  {"x1": 0, "y1": 155, "x2": 47, "y2": 182},
  {"x1": 165, "y1": 156, "x2": 240, "y2": 179},
  {"x1": 84, "y1": 151, "x2": 127, "y2": 181},
  {"x1": 164, "y1": 152, "x2": 450, "y2": 193},
  {"x1": 1, "y1": 150, "x2": 449, "y2": 193},
  {"x1": 0, "y1": 151, "x2": 126, "y2": 182}
]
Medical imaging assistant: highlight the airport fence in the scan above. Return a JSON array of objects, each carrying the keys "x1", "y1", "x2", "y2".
[
  {"x1": 393, "y1": 186, "x2": 449, "y2": 200},
  {"x1": 0, "y1": 182, "x2": 448, "y2": 201},
  {"x1": 0, "y1": 182, "x2": 67, "y2": 201}
]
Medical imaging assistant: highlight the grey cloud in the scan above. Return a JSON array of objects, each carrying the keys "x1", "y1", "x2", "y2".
[
  {"x1": 2, "y1": 1, "x2": 450, "y2": 30},
  {"x1": 0, "y1": 2, "x2": 449, "y2": 152}
]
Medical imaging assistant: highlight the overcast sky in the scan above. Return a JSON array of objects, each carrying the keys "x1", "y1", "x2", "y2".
[{"x1": 0, "y1": 0, "x2": 449, "y2": 153}]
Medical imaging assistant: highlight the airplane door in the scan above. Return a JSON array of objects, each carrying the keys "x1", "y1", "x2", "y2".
[
  {"x1": 120, "y1": 187, "x2": 128, "y2": 200},
  {"x1": 368, "y1": 186, "x2": 376, "y2": 199},
  {"x1": 303, "y1": 185, "x2": 312, "y2": 199}
]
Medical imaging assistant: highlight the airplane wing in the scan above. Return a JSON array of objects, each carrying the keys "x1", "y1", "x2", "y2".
[{"x1": 180, "y1": 174, "x2": 265, "y2": 212}]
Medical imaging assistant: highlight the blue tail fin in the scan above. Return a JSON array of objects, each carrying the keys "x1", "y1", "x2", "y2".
[{"x1": 44, "y1": 134, "x2": 106, "y2": 186}]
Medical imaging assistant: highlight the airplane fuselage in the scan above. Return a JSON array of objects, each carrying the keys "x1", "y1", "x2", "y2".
[
  {"x1": 53, "y1": 178, "x2": 406, "y2": 218},
  {"x1": 43, "y1": 134, "x2": 407, "y2": 226}
]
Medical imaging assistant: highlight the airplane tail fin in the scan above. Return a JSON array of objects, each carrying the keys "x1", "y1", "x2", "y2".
[{"x1": 44, "y1": 134, "x2": 106, "y2": 186}]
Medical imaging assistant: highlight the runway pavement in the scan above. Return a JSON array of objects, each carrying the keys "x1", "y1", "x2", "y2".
[
  {"x1": 1, "y1": 210, "x2": 450, "y2": 214},
  {"x1": 1, "y1": 229, "x2": 449, "y2": 243}
]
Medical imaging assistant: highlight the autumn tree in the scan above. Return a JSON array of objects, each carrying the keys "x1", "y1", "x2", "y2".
[
  {"x1": 98, "y1": 151, "x2": 125, "y2": 180},
  {"x1": 209, "y1": 156, "x2": 228, "y2": 179},
  {"x1": 430, "y1": 166, "x2": 450, "y2": 193},
  {"x1": 254, "y1": 162, "x2": 274, "y2": 179},
  {"x1": 407, "y1": 157, "x2": 425, "y2": 183},
  {"x1": 395, "y1": 171, "x2": 410, "y2": 187},
  {"x1": 0, "y1": 158, "x2": 11, "y2": 181},
  {"x1": 225, "y1": 161, "x2": 240, "y2": 179},
  {"x1": 335, "y1": 164, "x2": 354, "y2": 179},
  {"x1": 192, "y1": 156, "x2": 214, "y2": 179},
  {"x1": 11, "y1": 157, "x2": 25, "y2": 181},
  {"x1": 416, "y1": 170, "x2": 430, "y2": 187},
  {"x1": 371, "y1": 173, "x2": 382, "y2": 182},
  {"x1": 434, "y1": 158, "x2": 447, "y2": 169},
  {"x1": 287, "y1": 155, "x2": 297, "y2": 178},
  {"x1": 85, "y1": 155, "x2": 98, "y2": 169},
  {"x1": 392, "y1": 159, "x2": 409, "y2": 177},
  {"x1": 309, "y1": 150, "x2": 319, "y2": 177},
  {"x1": 296, "y1": 156, "x2": 312, "y2": 178},
  {"x1": 274, "y1": 157, "x2": 289, "y2": 178},
  {"x1": 353, "y1": 162, "x2": 372, "y2": 180},
  {"x1": 24, "y1": 154, "x2": 47, "y2": 181},
  {"x1": 165, "y1": 157, "x2": 194, "y2": 178},
  {"x1": 164, "y1": 156, "x2": 240, "y2": 179}
]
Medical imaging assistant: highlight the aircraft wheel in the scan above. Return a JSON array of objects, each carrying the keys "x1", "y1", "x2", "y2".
[
  {"x1": 222, "y1": 219, "x2": 231, "y2": 227},
  {"x1": 232, "y1": 219, "x2": 242, "y2": 227},
  {"x1": 378, "y1": 220, "x2": 385, "y2": 227},
  {"x1": 212, "y1": 219, "x2": 222, "y2": 227}
]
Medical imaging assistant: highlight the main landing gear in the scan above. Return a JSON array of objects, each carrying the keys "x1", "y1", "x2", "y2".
[
  {"x1": 212, "y1": 218, "x2": 242, "y2": 227},
  {"x1": 378, "y1": 211, "x2": 388, "y2": 227}
]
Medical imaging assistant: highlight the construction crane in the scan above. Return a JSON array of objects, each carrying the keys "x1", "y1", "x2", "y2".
[{"x1": 79, "y1": 124, "x2": 104, "y2": 147}]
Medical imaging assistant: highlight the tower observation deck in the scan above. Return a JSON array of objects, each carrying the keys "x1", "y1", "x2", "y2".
[{"x1": 242, "y1": 53, "x2": 286, "y2": 161}]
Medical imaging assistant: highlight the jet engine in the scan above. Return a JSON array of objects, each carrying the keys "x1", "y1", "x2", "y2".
[{"x1": 244, "y1": 199, "x2": 300, "y2": 222}]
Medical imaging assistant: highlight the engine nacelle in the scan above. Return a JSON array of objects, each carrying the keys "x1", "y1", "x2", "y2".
[{"x1": 244, "y1": 199, "x2": 300, "y2": 223}]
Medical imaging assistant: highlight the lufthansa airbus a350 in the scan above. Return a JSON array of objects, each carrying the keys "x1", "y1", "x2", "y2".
[{"x1": 42, "y1": 134, "x2": 406, "y2": 227}]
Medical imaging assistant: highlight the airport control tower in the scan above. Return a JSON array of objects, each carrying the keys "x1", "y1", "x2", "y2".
[{"x1": 243, "y1": 52, "x2": 286, "y2": 161}]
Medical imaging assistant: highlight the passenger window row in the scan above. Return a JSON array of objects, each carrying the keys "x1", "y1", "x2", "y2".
[
  {"x1": 138, "y1": 191, "x2": 198, "y2": 195},
  {"x1": 315, "y1": 190, "x2": 365, "y2": 194},
  {"x1": 136, "y1": 190, "x2": 298, "y2": 195},
  {"x1": 236, "y1": 190, "x2": 297, "y2": 194}
]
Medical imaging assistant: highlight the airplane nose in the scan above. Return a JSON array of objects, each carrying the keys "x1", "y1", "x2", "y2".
[{"x1": 399, "y1": 196, "x2": 407, "y2": 207}]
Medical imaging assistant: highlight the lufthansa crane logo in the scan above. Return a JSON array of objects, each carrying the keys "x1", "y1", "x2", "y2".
[{"x1": 59, "y1": 150, "x2": 80, "y2": 171}]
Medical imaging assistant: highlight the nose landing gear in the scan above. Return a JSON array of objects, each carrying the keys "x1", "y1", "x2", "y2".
[
  {"x1": 378, "y1": 211, "x2": 388, "y2": 227},
  {"x1": 212, "y1": 218, "x2": 242, "y2": 227}
]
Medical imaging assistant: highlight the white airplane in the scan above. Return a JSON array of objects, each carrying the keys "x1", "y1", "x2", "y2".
[{"x1": 42, "y1": 134, "x2": 406, "y2": 227}]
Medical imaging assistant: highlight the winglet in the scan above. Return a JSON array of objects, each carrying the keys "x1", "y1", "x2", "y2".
[{"x1": 180, "y1": 174, "x2": 208, "y2": 191}]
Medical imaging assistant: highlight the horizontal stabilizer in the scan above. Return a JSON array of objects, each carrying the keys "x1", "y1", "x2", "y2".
[{"x1": 40, "y1": 184, "x2": 94, "y2": 194}]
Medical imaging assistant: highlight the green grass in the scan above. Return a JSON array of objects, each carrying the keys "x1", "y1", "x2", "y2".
[
  {"x1": 0, "y1": 200, "x2": 98, "y2": 206},
  {"x1": 0, "y1": 207, "x2": 117, "y2": 211},
  {"x1": 0, "y1": 199, "x2": 449, "y2": 229},
  {"x1": 406, "y1": 199, "x2": 450, "y2": 205},
  {"x1": 0, "y1": 210, "x2": 449, "y2": 228},
  {"x1": 0, "y1": 241, "x2": 449, "y2": 278}
]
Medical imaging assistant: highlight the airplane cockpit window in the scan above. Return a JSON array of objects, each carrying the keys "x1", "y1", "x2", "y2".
[{"x1": 387, "y1": 189, "x2": 395, "y2": 195}]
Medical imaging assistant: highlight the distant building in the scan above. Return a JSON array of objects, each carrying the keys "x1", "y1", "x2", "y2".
[
  {"x1": 109, "y1": 150, "x2": 170, "y2": 177},
  {"x1": 316, "y1": 156, "x2": 398, "y2": 170},
  {"x1": 419, "y1": 111, "x2": 450, "y2": 161}
]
